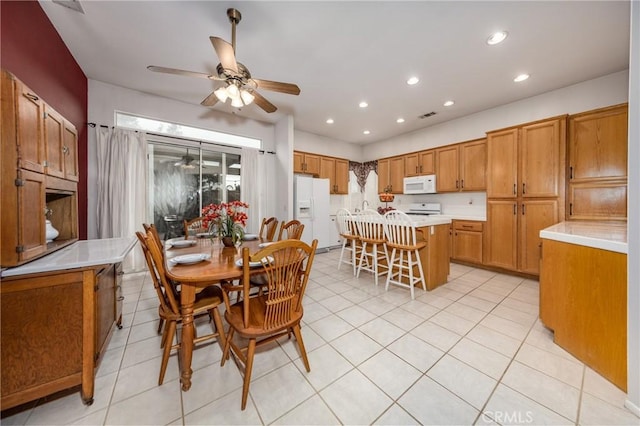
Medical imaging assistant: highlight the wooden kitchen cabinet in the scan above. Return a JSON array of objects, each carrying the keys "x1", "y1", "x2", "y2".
[
  {"x1": 540, "y1": 238, "x2": 627, "y2": 391},
  {"x1": 485, "y1": 116, "x2": 566, "y2": 275},
  {"x1": 1, "y1": 263, "x2": 124, "y2": 409},
  {"x1": 12, "y1": 74, "x2": 46, "y2": 174},
  {"x1": 293, "y1": 151, "x2": 321, "y2": 176},
  {"x1": 436, "y1": 139, "x2": 486, "y2": 192},
  {"x1": 320, "y1": 156, "x2": 349, "y2": 194},
  {"x1": 451, "y1": 220, "x2": 483, "y2": 264},
  {"x1": 44, "y1": 104, "x2": 66, "y2": 179},
  {"x1": 377, "y1": 156, "x2": 404, "y2": 193},
  {"x1": 567, "y1": 104, "x2": 628, "y2": 220},
  {"x1": 435, "y1": 145, "x2": 459, "y2": 192},
  {"x1": 404, "y1": 150, "x2": 435, "y2": 177},
  {"x1": 1, "y1": 69, "x2": 79, "y2": 267}
]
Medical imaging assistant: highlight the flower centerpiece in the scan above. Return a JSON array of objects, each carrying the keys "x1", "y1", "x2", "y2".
[{"x1": 202, "y1": 201, "x2": 249, "y2": 247}]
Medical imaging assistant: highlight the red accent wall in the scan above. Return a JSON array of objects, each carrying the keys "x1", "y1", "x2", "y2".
[{"x1": 1, "y1": 1, "x2": 88, "y2": 239}]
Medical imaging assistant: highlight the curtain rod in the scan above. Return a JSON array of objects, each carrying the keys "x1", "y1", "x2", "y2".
[{"x1": 87, "y1": 122, "x2": 275, "y2": 155}]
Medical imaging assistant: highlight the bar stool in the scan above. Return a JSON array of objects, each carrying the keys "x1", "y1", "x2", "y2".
[
  {"x1": 335, "y1": 208, "x2": 360, "y2": 276},
  {"x1": 383, "y1": 210, "x2": 426, "y2": 299},
  {"x1": 355, "y1": 209, "x2": 389, "y2": 286}
]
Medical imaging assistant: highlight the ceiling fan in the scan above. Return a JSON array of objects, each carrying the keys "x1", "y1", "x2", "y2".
[{"x1": 148, "y1": 8, "x2": 300, "y2": 113}]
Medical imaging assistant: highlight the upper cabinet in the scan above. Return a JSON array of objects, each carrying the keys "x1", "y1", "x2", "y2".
[
  {"x1": 378, "y1": 156, "x2": 405, "y2": 194},
  {"x1": 293, "y1": 151, "x2": 321, "y2": 176},
  {"x1": 404, "y1": 150, "x2": 435, "y2": 177},
  {"x1": 320, "y1": 156, "x2": 349, "y2": 194},
  {"x1": 567, "y1": 104, "x2": 628, "y2": 220},
  {"x1": 15, "y1": 78, "x2": 46, "y2": 174},
  {"x1": 1, "y1": 69, "x2": 79, "y2": 267},
  {"x1": 294, "y1": 150, "x2": 349, "y2": 194},
  {"x1": 436, "y1": 139, "x2": 486, "y2": 193}
]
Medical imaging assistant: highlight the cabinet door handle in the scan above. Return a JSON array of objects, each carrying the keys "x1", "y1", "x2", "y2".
[
  {"x1": 569, "y1": 203, "x2": 573, "y2": 216},
  {"x1": 462, "y1": 225, "x2": 473, "y2": 228},
  {"x1": 513, "y1": 204, "x2": 516, "y2": 215},
  {"x1": 117, "y1": 296, "x2": 125, "y2": 302},
  {"x1": 63, "y1": 146, "x2": 69, "y2": 155},
  {"x1": 513, "y1": 183, "x2": 517, "y2": 195},
  {"x1": 569, "y1": 166, "x2": 573, "y2": 179},
  {"x1": 416, "y1": 166, "x2": 418, "y2": 173},
  {"x1": 25, "y1": 93, "x2": 39, "y2": 101},
  {"x1": 522, "y1": 183, "x2": 526, "y2": 194},
  {"x1": 455, "y1": 180, "x2": 459, "y2": 189},
  {"x1": 461, "y1": 179, "x2": 464, "y2": 189},
  {"x1": 522, "y1": 204, "x2": 525, "y2": 215},
  {"x1": 420, "y1": 165, "x2": 423, "y2": 173}
]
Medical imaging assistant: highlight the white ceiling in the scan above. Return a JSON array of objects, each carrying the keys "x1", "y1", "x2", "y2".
[{"x1": 39, "y1": 1, "x2": 630, "y2": 145}]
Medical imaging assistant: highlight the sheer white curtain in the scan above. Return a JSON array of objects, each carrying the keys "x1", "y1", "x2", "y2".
[
  {"x1": 96, "y1": 127, "x2": 148, "y2": 272},
  {"x1": 240, "y1": 147, "x2": 263, "y2": 234}
]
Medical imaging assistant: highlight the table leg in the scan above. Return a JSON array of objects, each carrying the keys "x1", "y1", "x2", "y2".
[{"x1": 179, "y1": 284, "x2": 196, "y2": 391}]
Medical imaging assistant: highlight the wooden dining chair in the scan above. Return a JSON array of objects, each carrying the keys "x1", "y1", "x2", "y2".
[
  {"x1": 136, "y1": 230, "x2": 226, "y2": 385},
  {"x1": 258, "y1": 217, "x2": 279, "y2": 242},
  {"x1": 355, "y1": 209, "x2": 389, "y2": 286},
  {"x1": 383, "y1": 210, "x2": 427, "y2": 300},
  {"x1": 220, "y1": 238, "x2": 318, "y2": 409},
  {"x1": 183, "y1": 216, "x2": 206, "y2": 238},
  {"x1": 335, "y1": 208, "x2": 360, "y2": 276},
  {"x1": 277, "y1": 219, "x2": 305, "y2": 241}
]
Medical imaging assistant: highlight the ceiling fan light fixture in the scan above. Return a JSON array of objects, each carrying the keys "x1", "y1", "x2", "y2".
[
  {"x1": 230, "y1": 97, "x2": 244, "y2": 108},
  {"x1": 227, "y1": 82, "x2": 240, "y2": 98},
  {"x1": 214, "y1": 86, "x2": 229, "y2": 102},
  {"x1": 240, "y1": 89, "x2": 255, "y2": 105}
]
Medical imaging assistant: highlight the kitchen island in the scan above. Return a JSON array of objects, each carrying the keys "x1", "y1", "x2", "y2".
[
  {"x1": 539, "y1": 221, "x2": 627, "y2": 391},
  {"x1": 403, "y1": 215, "x2": 452, "y2": 290},
  {"x1": 0, "y1": 237, "x2": 136, "y2": 410}
]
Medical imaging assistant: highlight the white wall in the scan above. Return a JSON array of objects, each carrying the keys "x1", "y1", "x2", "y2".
[
  {"x1": 87, "y1": 79, "x2": 279, "y2": 238},
  {"x1": 275, "y1": 115, "x2": 294, "y2": 220},
  {"x1": 364, "y1": 70, "x2": 630, "y2": 161},
  {"x1": 625, "y1": 0, "x2": 639, "y2": 417},
  {"x1": 294, "y1": 129, "x2": 363, "y2": 161}
]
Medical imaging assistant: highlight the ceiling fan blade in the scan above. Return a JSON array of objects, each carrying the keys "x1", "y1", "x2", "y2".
[
  {"x1": 147, "y1": 65, "x2": 219, "y2": 80},
  {"x1": 253, "y1": 91, "x2": 277, "y2": 113},
  {"x1": 253, "y1": 79, "x2": 301, "y2": 95},
  {"x1": 210, "y1": 37, "x2": 238, "y2": 73},
  {"x1": 201, "y1": 92, "x2": 219, "y2": 107}
]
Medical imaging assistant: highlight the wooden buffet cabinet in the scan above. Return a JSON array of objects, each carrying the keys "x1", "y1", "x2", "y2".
[
  {"x1": 1, "y1": 69, "x2": 79, "y2": 268},
  {"x1": 1, "y1": 262, "x2": 124, "y2": 409}
]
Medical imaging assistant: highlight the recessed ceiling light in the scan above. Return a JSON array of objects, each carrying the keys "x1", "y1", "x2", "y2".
[
  {"x1": 514, "y1": 73, "x2": 530, "y2": 82},
  {"x1": 487, "y1": 31, "x2": 508, "y2": 45},
  {"x1": 396, "y1": 118, "x2": 405, "y2": 123},
  {"x1": 359, "y1": 101, "x2": 368, "y2": 108},
  {"x1": 363, "y1": 130, "x2": 371, "y2": 135},
  {"x1": 326, "y1": 118, "x2": 334, "y2": 124},
  {"x1": 443, "y1": 100, "x2": 455, "y2": 107},
  {"x1": 407, "y1": 77, "x2": 420, "y2": 85}
]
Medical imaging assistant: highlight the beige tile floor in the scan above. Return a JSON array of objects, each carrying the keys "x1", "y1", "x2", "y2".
[{"x1": 2, "y1": 250, "x2": 639, "y2": 425}]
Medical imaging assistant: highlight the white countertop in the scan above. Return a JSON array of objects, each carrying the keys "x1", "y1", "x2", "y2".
[
  {"x1": 409, "y1": 215, "x2": 452, "y2": 227},
  {"x1": 1, "y1": 237, "x2": 138, "y2": 278},
  {"x1": 540, "y1": 221, "x2": 627, "y2": 254}
]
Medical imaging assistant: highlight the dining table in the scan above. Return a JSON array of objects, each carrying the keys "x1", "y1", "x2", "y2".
[{"x1": 164, "y1": 236, "x2": 264, "y2": 391}]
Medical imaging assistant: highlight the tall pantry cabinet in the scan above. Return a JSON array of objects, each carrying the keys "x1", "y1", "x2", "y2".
[{"x1": 485, "y1": 116, "x2": 566, "y2": 275}]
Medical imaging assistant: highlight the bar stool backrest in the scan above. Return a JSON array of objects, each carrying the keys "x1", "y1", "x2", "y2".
[{"x1": 383, "y1": 210, "x2": 418, "y2": 247}]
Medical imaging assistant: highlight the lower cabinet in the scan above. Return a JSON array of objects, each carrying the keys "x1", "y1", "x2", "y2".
[
  {"x1": 0, "y1": 263, "x2": 123, "y2": 410},
  {"x1": 540, "y1": 239, "x2": 627, "y2": 391},
  {"x1": 451, "y1": 220, "x2": 483, "y2": 264},
  {"x1": 416, "y1": 224, "x2": 450, "y2": 290}
]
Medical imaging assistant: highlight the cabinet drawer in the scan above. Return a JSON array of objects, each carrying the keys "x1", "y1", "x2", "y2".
[{"x1": 453, "y1": 221, "x2": 483, "y2": 232}]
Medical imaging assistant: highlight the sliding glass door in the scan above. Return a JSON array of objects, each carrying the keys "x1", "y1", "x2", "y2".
[{"x1": 148, "y1": 142, "x2": 241, "y2": 238}]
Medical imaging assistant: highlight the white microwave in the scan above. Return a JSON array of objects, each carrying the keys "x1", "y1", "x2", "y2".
[{"x1": 403, "y1": 175, "x2": 437, "y2": 194}]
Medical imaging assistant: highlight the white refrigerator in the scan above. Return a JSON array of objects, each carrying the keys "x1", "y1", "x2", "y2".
[{"x1": 294, "y1": 175, "x2": 333, "y2": 250}]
